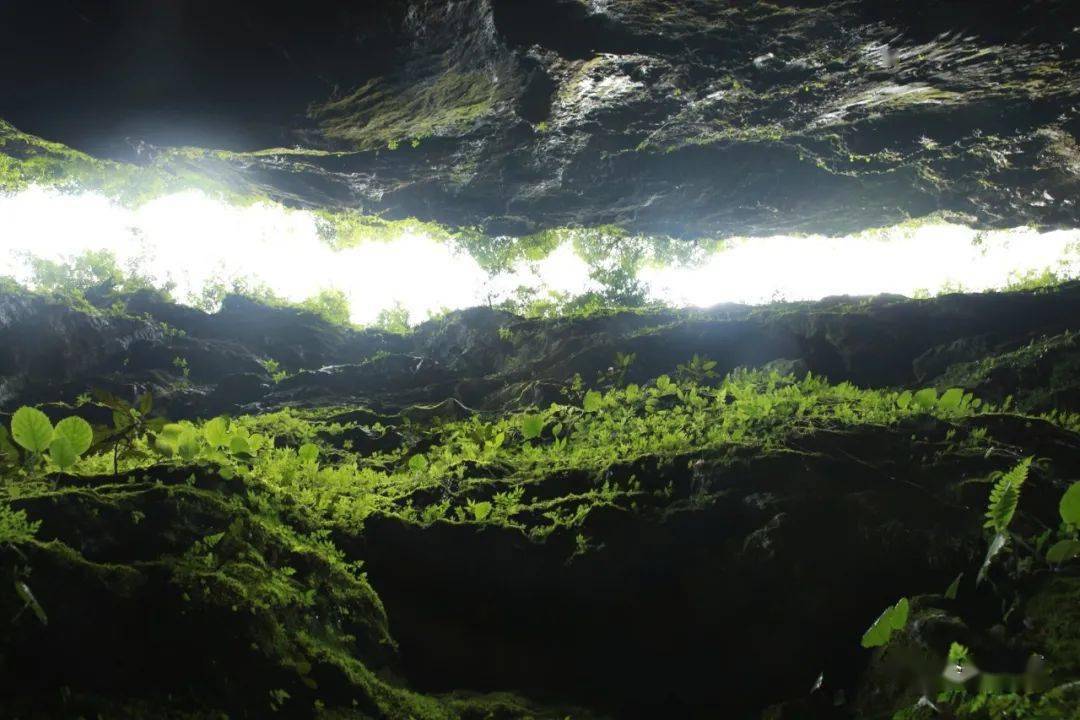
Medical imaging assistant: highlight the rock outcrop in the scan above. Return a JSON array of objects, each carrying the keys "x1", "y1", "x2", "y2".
[{"x1": 2, "y1": 0, "x2": 1078, "y2": 241}]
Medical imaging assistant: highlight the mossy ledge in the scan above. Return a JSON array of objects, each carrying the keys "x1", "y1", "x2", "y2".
[{"x1": 3, "y1": 281, "x2": 1080, "y2": 718}]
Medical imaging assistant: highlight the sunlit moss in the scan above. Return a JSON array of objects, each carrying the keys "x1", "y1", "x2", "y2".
[{"x1": 312, "y1": 71, "x2": 506, "y2": 150}]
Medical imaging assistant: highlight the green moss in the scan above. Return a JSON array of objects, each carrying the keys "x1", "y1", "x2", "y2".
[
  {"x1": 313, "y1": 71, "x2": 504, "y2": 150},
  {"x1": 0, "y1": 120, "x2": 259, "y2": 205},
  {"x1": 1027, "y1": 578, "x2": 1080, "y2": 682}
]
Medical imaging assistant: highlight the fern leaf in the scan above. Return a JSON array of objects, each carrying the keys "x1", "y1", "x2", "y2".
[{"x1": 984, "y1": 457, "x2": 1032, "y2": 533}]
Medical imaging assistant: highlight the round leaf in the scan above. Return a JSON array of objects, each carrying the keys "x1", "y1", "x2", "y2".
[
  {"x1": 48, "y1": 435, "x2": 78, "y2": 469},
  {"x1": 938, "y1": 388, "x2": 964, "y2": 411},
  {"x1": 1046, "y1": 539, "x2": 1080, "y2": 565},
  {"x1": 912, "y1": 388, "x2": 937, "y2": 410},
  {"x1": 54, "y1": 416, "x2": 93, "y2": 456},
  {"x1": 203, "y1": 417, "x2": 229, "y2": 448},
  {"x1": 11, "y1": 407, "x2": 54, "y2": 453},
  {"x1": 229, "y1": 435, "x2": 251, "y2": 455},
  {"x1": 1059, "y1": 482, "x2": 1080, "y2": 526}
]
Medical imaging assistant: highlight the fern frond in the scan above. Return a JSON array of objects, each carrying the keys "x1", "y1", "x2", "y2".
[{"x1": 984, "y1": 457, "x2": 1032, "y2": 533}]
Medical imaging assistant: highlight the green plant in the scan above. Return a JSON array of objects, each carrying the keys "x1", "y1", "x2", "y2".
[
  {"x1": 597, "y1": 351, "x2": 636, "y2": 388},
  {"x1": 861, "y1": 597, "x2": 910, "y2": 648},
  {"x1": 520, "y1": 414, "x2": 545, "y2": 441},
  {"x1": 373, "y1": 302, "x2": 411, "y2": 334},
  {"x1": 92, "y1": 390, "x2": 166, "y2": 475},
  {"x1": 261, "y1": 358, "x2": 289, "y2": 384},
  {"x1": 299, "y1": 288, "x2": 351, "y2": 326},
  {"x1": 583, "y1": 390, "x2": 603, "y2": 413},
  {"x1": 676, "y1": 354, "x2": 718, "y2": 384},
  {"x1": 1045, "y1": 481, "x2": 1080, "y2": 564},
  {"x1": 979, "y1": 457, "x2": 1033, "y2": 583},
  {"x1": 173, "y1": 356, "x2": 190, "y2": 380},
  {"x1": 9, "y1": 407, "x2": 94, "y2": 471},
  {"x1": 0, "y1": 502, "x2": 40, "y2": 546},
  {"x1": 985, "y1": 458, "x2": 1031, "y2": 532}
]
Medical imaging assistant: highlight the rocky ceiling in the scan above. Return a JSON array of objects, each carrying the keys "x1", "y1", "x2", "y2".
[{"x1": 1, "y1": 0, "x2": 1078, "y2": 240}]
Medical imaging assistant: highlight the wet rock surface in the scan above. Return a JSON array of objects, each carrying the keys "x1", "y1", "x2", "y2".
[{"x1": 2, "y1": 0, "x2": 1078, "y2": 239}]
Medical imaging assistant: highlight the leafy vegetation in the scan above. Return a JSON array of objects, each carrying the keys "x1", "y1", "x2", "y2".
[
  {"x1": 861, "y1": 597, "x2": 910, "y2": 648},
  {"x1": 3, "y1": 332, "x2": 1080, "y2": 718},
  {"x1": 8, "y1": 406, "x2": 94, "y2": 471}
]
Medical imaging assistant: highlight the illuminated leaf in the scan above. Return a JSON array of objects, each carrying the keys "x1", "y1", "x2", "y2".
[
  {"x1": 583, "y1": 391, "x2": 603, "y2": 413},
  {"x1": 11, "y1": 407, "x2": 54, "y2": 453},
  {"x1": 521, "y1": 414, "x2": 544, "y2": 440},
  {"x1": 861, "y1": 597, "x2": 910, "y2": 648},
  {"x1": 54, "y1": 416, "x2": 93, "y2": 456},
  {"x1": 48, "y1": 436, "x2": 77, "y2": 469},
  {"x1": 203, "y1": 417, "x2": 229, "y2": 448},
  {"x1": 1059, "y1": 482, "x2": 1080, "y2": 526},
  {"x1": 1046, "y1": 540, "x2": 1080, "y2": 565},
  {"x1": 912, "y1": 388, "x2": 937, "y2": 410}
]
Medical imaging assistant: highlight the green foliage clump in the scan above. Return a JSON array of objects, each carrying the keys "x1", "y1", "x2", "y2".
[
  {"x1": 299, "y1": 288, "x2": 352, "y2": 326},
  {"x1": 372, "y1": 301, "x2": 411, "y2": 334},
  {"x1": 0, "y1": 502, "x2": 41, "y2": 546},
  {"x1": 9, "y1": 406, "x2": 94, "y2": 471}
]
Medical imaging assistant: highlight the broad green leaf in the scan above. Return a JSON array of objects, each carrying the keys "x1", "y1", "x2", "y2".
[
  {"x1": 1059, "y1": 482, "x2": 1080, "y2": 526},
  {"x1": 229, "y1": 435, "x2": 251, "y2": 455},
  {"x1": 938, "y1": 388, "x2": 965, "y2": 411},
  {"x1": 408, "y1": 454, "x2": 429, "y2": 472},
  {"x1": 947, "y1": 641, "x2": 971, "y2": 666},
  {"x1": 470, "y1": 501, "x2": 492, "y2": 522},
  {"x1": 1046, "y1": 539, "x2": 1080, "y2": 565},
  {"x1": 48, "y1": 436, "x2": 78, "y2": 469},
  {"x1": 944, "y1": 572, "x2": 963, "y2": 600},
  {"x1": 861, "y1": 597, "x2": 910, "y2": 648},
  {"x1": 204, "y1": 417, "x2": 229, "y2": 448},
  {"x1": 583, "y1": 391, "x2": 603, "y2": 413},
  {"x1": 54, "y1": 416, "x2": 93, "y2": 456},
  {"x1": 177, "y1": 429, "x2": 200, "y2": 460},
  {"x1": 11, "y1": 407, "x2": 54, "y2": 453},
  {"x1": 155, "y1": 423, "x2": 185, "y2": 453},
  {"x1": 896, "y1": 390, "x2": 912, "y2": 409},
  {"x1": 298, "y1": 443, "x2": 320, "y2": 464},
  {"x1": 912, "y1": 388, "x2": 937, "y2": 410},
  {"x1": 521, "y1": 414, "x2": 544, "y2": 440}
]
